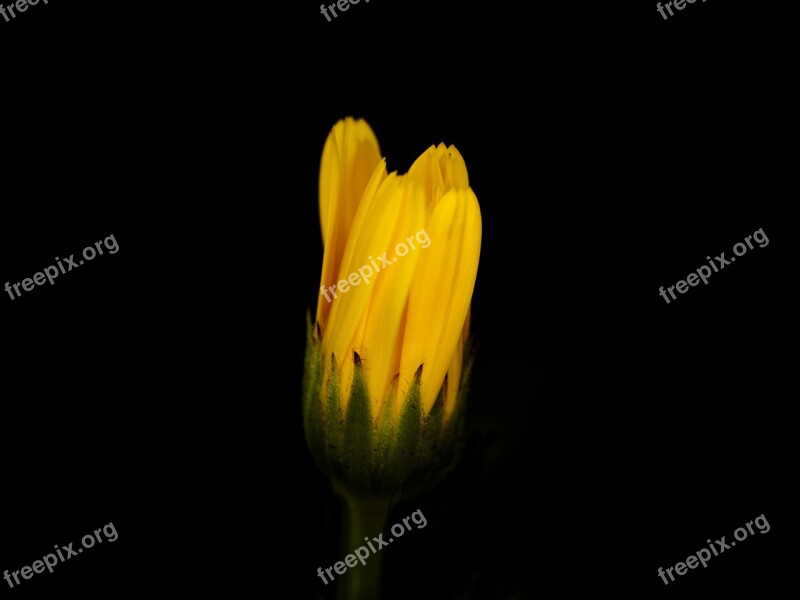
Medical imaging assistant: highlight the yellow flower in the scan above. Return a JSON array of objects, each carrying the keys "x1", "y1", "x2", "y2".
[{"x1": 304, "y1": 117, "x2": 481, "y2": 495}]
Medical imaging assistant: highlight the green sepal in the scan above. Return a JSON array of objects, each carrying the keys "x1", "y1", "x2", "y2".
[
  {"x1": 325, "y1": 352, "x2": 346, "y2": 482},
  {"x1": 385, "y1": 367, "x2": 422, "y2": 487},
  {"x1": 302, "y1": 315, "x2": 325, "y2": 466},
  {"x1": 372, "y1": 376, "x2": 398, "y2": 490},
  {"x1": 342, "y1": 354, "x2": 373, "y2": 492},
  {"x1": 302, "y1": 324, "x2": 475, "y2": 499},
  {"x1": 419, "y1": 387, "x2": 445, "y2": 465}
]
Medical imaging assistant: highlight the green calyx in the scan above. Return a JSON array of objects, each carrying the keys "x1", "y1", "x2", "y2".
[{"x1": 302, "y1": 316, "x2": 469, "y2": 497}]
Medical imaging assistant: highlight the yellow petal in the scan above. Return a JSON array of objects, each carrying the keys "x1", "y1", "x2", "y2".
[
  {"x1": 444, "y1": 308, "x2": 470, "y2": 423},
  {"x1": 317, "y1": 118, "x2": 382, "y2": 328},
  {"x1": 407, "y1": 143, "x2": 469, "y2": 208},
  {"x1": 399, "y1": 187, "x2": 482, "y2": 415}
]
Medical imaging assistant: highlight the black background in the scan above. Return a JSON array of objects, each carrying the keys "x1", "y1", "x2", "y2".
[{"x1": 1, "y1": 0, "x2": 793, "y2": 597}]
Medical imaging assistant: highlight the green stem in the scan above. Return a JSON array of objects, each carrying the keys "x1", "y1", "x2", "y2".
[{"x1": 336, "y1": 491, "x2": 392, "y2": 600}]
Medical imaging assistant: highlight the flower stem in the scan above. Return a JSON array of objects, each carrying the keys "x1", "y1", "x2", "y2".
[{"x1": 336, "y1": 491, "x2": 392, "y2": 600}]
